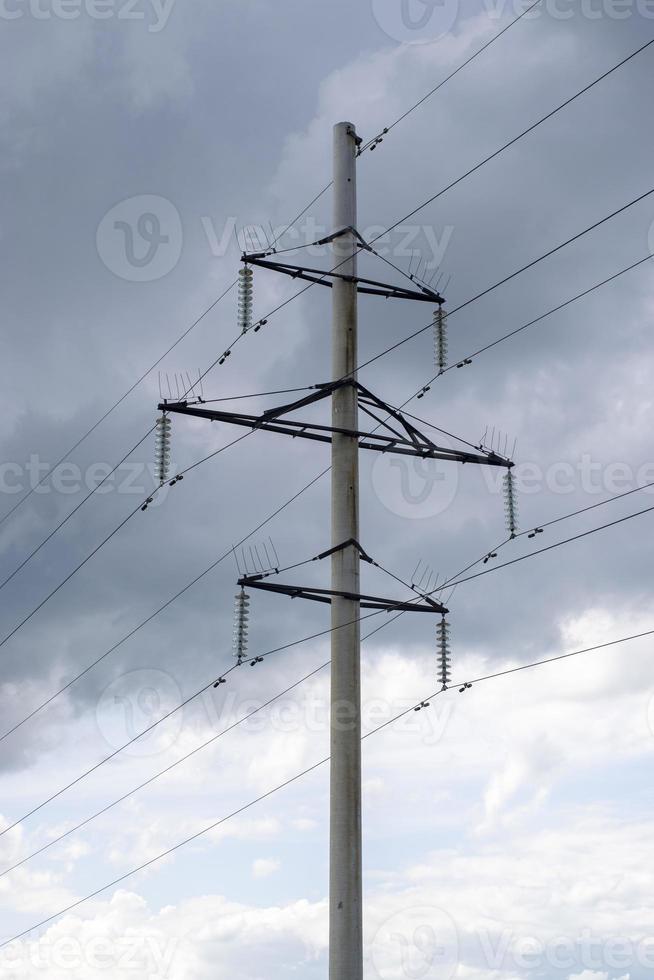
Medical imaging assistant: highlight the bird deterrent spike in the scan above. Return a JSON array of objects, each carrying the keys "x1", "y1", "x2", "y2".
[{"x1": 154, "y1": 414, "x2": 172, "y2": 485}]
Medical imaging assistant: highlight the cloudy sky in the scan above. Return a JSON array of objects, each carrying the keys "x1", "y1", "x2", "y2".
[{"x1": 1, "y1": 0, "x2": 654, "y2": 977}]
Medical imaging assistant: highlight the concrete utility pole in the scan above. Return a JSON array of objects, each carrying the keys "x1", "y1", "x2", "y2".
[{"x1": 329, "y1": 120, "x2": 363, "y2": 980}]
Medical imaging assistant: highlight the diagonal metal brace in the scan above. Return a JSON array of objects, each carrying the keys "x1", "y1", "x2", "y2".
[
  {"x1": 237, "y1": 578, "x2": 448, "y2": 615},
  {"x1": 242, "y1": 256, "x2": 444, "y2": 304},
  {"x1": 159, "y1": 381, "x2": 513, "y2": 469}
]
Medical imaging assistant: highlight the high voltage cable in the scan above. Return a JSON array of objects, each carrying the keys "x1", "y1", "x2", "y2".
[
  {"x1": 372, "y1": 37, "x2": 654, "y2": 241},
  {"x1": 0, "y1": 428, "x2": 156, "y2": 595},
  {"x1": 356, "y1": 187, "x2": 654, "y2": 377},
  {"x1": 3, "y1": 184, "x2": 649, "y2": 605},
  {"x1": 0, "y1": 607, "x2": 394, "y2": 840},
  {"x1": 4, "y1": 482, "x2": 652, "y2": 838},
  {"x1": 0, "y1": 179, "x2": 335, "y2": 566},
  {"x1": 3, "y1": 624, "x2": 652, "y2": 948},
  {"x1": 219, "y1": 41, "x2": 654, "y2": 366},
  {"x1": 0, "y1": 659, "x2": 334, "y2": 879},
  {"x1": 358, "y1": 0, "x2": 544, "y2": 153},
  {"x1": 3, "y1": 45, "x2": 647, "y2": 597},
  {"x1": 0, "y1": 432, "x2": 252, "y2": 662},
  {"x1": 445, "y1": 501, "x2": 654, "y2": 589},
  {"x1": 0, "y1": 467, "x2": 330, "y2": 745},
  {"x1": 4, "y1": 246, "x2": 651, "y2": 742},
  {"x1": 415, "y1": 253, "x2": 654, "y2": 395},
  {"x1": 0, "y1": 280, "x2": 238, "y2": 531},
  {"x1": 1, "y1": 42, "x2": 649, "y2": 755}
]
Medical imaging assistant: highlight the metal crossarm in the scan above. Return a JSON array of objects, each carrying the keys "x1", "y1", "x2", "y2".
[
  {"x1": 237, "y1": 577, "x2": 448, "y2": 615},
  {"x1": 158, "y1": 381, "x2": 513, "y2": 468},
  {"x1": 242, "y1": 256, "x2": 444, "y2": 304}
]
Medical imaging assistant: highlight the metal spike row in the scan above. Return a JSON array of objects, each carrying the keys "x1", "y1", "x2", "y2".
[
  {"x1": 433, "y1": 305, "x2": 448, "y2": 374},
  {"x1": 238, "y1": 265, "x2": 254, "y2": 334},
  {"x1": 154, "y1": 414, "x2": 172, "y2": 485},
  {"x1": 503, "y1": 469, "x2": 519, "y2": 537},
  {"x1": 436, "y1": 617, "x2": 451, "y2": 689},
  {"x1": 232, "y1": 588, "x2": 250, "y2": 663}
]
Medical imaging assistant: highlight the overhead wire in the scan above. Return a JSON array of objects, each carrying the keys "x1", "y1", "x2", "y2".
[
  {"x1": 4, "y1": 623, "x2": 653, "y2": 947},
  {"x1": 358, "y1": 0, "x2": 544, "y2": 153}
]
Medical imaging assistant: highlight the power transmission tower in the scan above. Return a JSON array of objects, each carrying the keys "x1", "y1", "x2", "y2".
[{"x1": 157, "y1": 120, "x2": 516, "y2": 980}]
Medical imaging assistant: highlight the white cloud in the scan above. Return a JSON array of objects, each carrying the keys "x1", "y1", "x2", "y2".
[{"x1": 251, "y1": 857, "x2": 280, "y2": 879}]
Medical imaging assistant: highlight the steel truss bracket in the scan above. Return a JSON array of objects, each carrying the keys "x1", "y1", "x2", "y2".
[
  {"x1": 240, "y1": 256, "x2": 444, "y2": 305},
  {"x1": 237, "y1": 577, "x2": 448, "y2": 615},
  {"x1": 159, "y1": 381, "x2": 513, "y2": 469},
  {"x1": 315, "y1": 538, "x2": 374, "y2": 564}
]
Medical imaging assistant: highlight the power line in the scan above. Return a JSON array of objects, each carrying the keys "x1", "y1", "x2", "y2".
[
  {"x1": 0, "y1": 607, "x2": 392, "y2": 839},
  {"x1": 0, "y1": 280, "x2": 238, "y2": 531},
  {"x1": 0, "y1": 59, "x2": 654, "y2": 780},
  {"x1": 5, "y1": 476, "x2": 652, "y2": 845},
  {"x1": 7, "y1": 36, "x2": 644, "y2": 614},
  {"x1": 3, "y1": 623, "x2": 651, "y2": 948},
  {"x1": 5, "y1": 182, "x2": 649, "y2": 607},
  {"x1": 445, "y1": 501, "x2": 654, "y2": 589},
  {"x1": 0, "y1": 659, "x2": 333, "y2": 879},
  {"x1": 0, "y1": 463, "x2": 330, "y2": 745},
  {"x1": 0, "y1": 432, "x2": 251, "y2": 663},
  {"x1": 358, "y1": 0, "x2": 544, "y2": 153},
  {"x1": 356, "y1": 186, "x2": 654, "y2": 377},
  {"x1": 7, "y1": 239, "x2": 649, "y2": 741},
  {"x1": 0, "y1": 428, "x2": 156, "y2": 596},
  {"x1": 213, "y1": 41, "x2": 654, "y2": 368},
  {"x1": 375, "y1": 37, "x2": 654, "y2": 241}
]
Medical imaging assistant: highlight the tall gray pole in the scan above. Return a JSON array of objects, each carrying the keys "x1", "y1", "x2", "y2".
[{"x1": 330, "y1": 120, "x2": 363, "y2": 980}]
